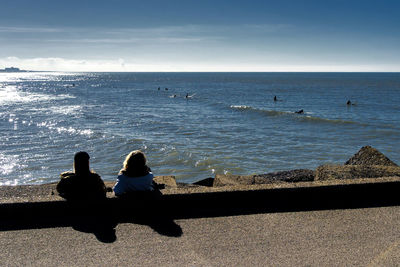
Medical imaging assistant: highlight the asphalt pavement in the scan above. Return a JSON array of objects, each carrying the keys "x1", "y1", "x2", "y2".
[
  {"x1": 1, "y1": 205, "x2": 400, "y2": 266},
  {"x1": 1, "y1": 179, "x2": 400, "y2": 266}
]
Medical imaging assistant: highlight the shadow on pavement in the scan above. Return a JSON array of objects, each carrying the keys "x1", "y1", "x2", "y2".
[
  {"x1": 1, "y1": 181, "x2": 400, "y2": 242},
  {"x1": 0, "y1": 194, "x2": 183, "y2": 243}
]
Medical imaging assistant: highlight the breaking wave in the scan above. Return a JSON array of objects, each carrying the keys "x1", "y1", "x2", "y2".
[
  {"x1": 36, "y1": 121, "x2": 94, "y2": 137},
  {"x1": 230, "y1": 105, "x2": 291, "y2": 117},
  {"x1": 230, "y1": 105, "x2": 357, "y2": 125}
]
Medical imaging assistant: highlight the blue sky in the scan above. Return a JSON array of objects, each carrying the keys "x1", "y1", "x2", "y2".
[{"x1": 0, "y1": 0, "x2": 399, "y2": 71}]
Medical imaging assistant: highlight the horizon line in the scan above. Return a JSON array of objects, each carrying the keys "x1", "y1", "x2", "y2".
[
  {"x1": 2, "y1": 70, "x2": 399, "y2": 73},
  {"x1": 2, "y1": 66, "x2": 400, "y2": 74}
]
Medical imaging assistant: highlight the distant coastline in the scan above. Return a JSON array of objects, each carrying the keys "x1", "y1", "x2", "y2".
[{"x1": 0, "y1": 67, "x2": 29, "y2": 73}]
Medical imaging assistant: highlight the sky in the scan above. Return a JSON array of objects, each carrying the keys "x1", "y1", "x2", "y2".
[{"x1": 0, "y1": 0, "x2": 399, "y2": 72}]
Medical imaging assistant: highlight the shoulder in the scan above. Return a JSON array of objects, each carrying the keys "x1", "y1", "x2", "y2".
[
  {"x1": 57, "y1": 172, "x2": 76, "y2": 196},
  {"x1": 60, "y1": 171, "x2": 75, "y2": 179},
  {"x1": 58, "y1": 172, "x2": 76, "y2": 188},
  {"x1": 88, "y1": 172, "x2": 106, "y2": 187},
  {"x1": 145, "y1": 172, "x2": 154, "y2": 179},
  {"x1": 89, "y1": 172, "x2": 102, "y2": 180},
  {"x1": 117, "y1": 173, "x2": 128, "y2": 180}
]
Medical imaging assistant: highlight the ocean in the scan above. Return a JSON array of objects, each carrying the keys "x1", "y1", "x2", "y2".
[{"x1": 0, "y1": 72, "x2": 399, "y2": 185}]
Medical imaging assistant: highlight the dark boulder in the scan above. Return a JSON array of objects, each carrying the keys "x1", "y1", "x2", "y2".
[
  {"x1": 345, "y1": 146, "x2": 397, "y2": 166},
  {"x1": 192, "y1": 177, "x2": 214, "y2": 187},
  {"x1": 254, "y1": 169, "x2": 315, "y2": 184},
  {"x1": 213, "y1": 174, "x2": 254, "y2": 187},
  {"x1": 153, "y1": 176, "x2": 177, "y2": 188},
  {"x1": 176, "y1": 183, "x2": 202, "y2": 189},
  {"x1": 213, "y1": 170, "x2": 315, "y2": 187},
  {"x1": 315, "y1": 165, "x2": 400, "y2": 180}
]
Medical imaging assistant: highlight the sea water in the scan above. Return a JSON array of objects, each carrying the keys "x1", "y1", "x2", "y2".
[{"x1": 0, "y1": 72, "x2": 399, "y2": 185}]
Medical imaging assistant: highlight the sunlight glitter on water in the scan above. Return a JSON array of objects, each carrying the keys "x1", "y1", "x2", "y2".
[
  {"x1": 1, "y1": 72, "x2": 399, "y2": 185},
  {"x1": 0, "y1": 153, "x2": 20, "y2": 176},
  {"x1": 0, "y1": 85, "x2": 75, "y2": 105}
]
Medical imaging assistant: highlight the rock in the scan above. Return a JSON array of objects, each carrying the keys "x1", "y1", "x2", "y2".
[
  {"x1": 153, "y1": 176, "x2": 177, "y2": 187},
  {"x1": 213, "y1": 170, "x2": 315, "y2": 187},
  {"x1": 176, "y1": 183, "x2": 202, "y2": 189},
  {"x1": 213, "y1": 174, "x2": 254, "y2": 187},
  {"x1": 345, "y1": 146, "x2": 397, "y2": 166},
  {"x1": 192, "y1": 177, "x2": 214, "y2": 187},
  {"x1": 315, "y1": 165, "x2": 400, "y2": 180},
  {"x1": 254, "y1": 169, "x2": 315, "y2": 184}
]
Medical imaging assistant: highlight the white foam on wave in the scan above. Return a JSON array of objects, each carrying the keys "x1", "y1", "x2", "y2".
[
  {"x1": 49, "y1": 105, "x2": 82, "y2": 115},
  {"x1": 230, "y1": 105, "x2": 291, "y2": 116},
  {"x1": 0, "y1": 178, "x2": 19, "y2": 186},
  {"x1": 55, "y1": 127, "x2": 93, "y2": 136},
  {"x1": 298, "y1": 114, "x2": 356, "y2": 125},
  {"x1": 230, "y1": 105, "x2": 251, "y2": 110},
  {"x1": 230, "y1": 104, "x2": 358, "y2": 125},
  {"x1": 37, "y1": 121, "x2": 94, "y2": 137}
]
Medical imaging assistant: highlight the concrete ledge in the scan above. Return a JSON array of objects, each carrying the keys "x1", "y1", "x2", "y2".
[
  {"x1": 1, "y1": 177, "x2": 400, "y2": 231},
  {"x1": 2, "y1": 177, "x2": 400, "y2": 203}
]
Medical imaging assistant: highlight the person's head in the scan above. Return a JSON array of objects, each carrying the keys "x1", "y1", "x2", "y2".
[
  {"x1": 120, "y1": 150, "x2": 149, "y2": 177},
  {"x1": 73, "y1": 151, "x2": 91, "y2": 175}
]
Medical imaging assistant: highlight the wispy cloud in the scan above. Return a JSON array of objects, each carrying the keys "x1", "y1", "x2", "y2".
[
  {"x1": 46, "y1": 37, "x2": 207, "y2": 44},
  {"x1": 242, "y1": 24, "x2": 292, "y2": 32},
  {"x1": 0, "y1": 23, "x2": 292, "y2": 40},
  {"x1": 100, "y1": 24, "x2": 292, "y2": 41},
  {"x1": 1, "y1": 56, "x2": 399, "y2": 72},
  {"x1": 0, "y1": 26, "x2": 62, "y2": 33}
]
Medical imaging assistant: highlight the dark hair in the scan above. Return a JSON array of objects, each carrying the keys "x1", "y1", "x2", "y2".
[
  {"x1": 74, "y1": 151, "x2": 90, "y2": 161},
  {"x1": 120, "y1": 150, "x2": 150, "y2": 177},
  {"x1": 73, "y1": 151, "x2": 91, "y2": 175}
]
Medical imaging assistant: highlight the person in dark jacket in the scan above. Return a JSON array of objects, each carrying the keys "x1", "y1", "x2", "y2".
[
  {"x1": 57, "y1": 151, "x2": 106, "y2": 201},
  {"x1": 57, "y1": 152, "x2": 116, "y2": 242}
]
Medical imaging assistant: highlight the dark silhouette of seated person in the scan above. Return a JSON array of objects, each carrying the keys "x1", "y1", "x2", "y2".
[
  {"x1": 56, "y1": 152, "x2": 115, "y2": 242},
  {"x1": 57, "y1": 151, "x2": 106, "y2": 202}
]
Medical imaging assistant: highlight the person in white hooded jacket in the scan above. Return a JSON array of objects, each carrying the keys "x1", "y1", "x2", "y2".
[{"x1": 113, "y1": 150, "x2": 154, "y2": 196}]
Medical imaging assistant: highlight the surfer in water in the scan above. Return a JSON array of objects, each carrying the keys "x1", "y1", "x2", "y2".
[
  {"x1": 274, "y1": 96, "x2": 277, "y2": 101},
  {"x1": 186, "y1": 93, "x2": 195, "y2": 99},
  {"x1": 295, "y1": 109, "x2": 304, "y2": 114}
]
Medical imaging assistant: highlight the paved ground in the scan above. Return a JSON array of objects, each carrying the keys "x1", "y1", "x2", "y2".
[{"x1": 1, "y1": 205, "x2": 400, "y2": 266}]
